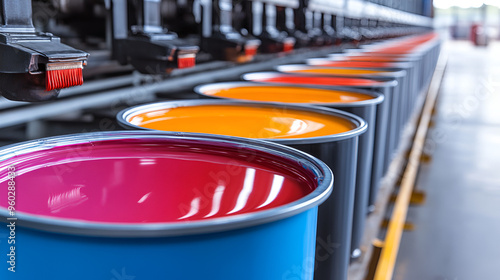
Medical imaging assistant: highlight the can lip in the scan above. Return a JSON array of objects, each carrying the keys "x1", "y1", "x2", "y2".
[
  {"x1": 330, "y1": 52, "x2": 422, "y2": 61},
  {"x1": 306, "y1": 58, "x2": 413, "y2": 70},
  {"x1": 117, "y1": 99, "x2": 368, "y2": 145},
  {"x1": 361, "y1": 42, "x2": 439, "y2": 55},
  {"x1": 194, "y1": 81, "x2": 384, "y2": 107},
  {"x1": 275, "y1": 64, "x2": 407, "y2": 78},
  {"x1": 0, "y1": 131, "x2": 333, "y2": 238},
  {"x1": 241, "y1": 71, "x2": 398, "y2": 88},
  {"x1": 359, "y1": 35, "x2": 440, "y2": 53}
]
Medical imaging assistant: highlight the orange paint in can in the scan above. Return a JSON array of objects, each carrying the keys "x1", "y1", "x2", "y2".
[
  {"x1": 128, "y1": 104, "x2": 355, "y2": 139},
  {"x1": 202, "y1": 85, "x2": 374, "y2": 104}
]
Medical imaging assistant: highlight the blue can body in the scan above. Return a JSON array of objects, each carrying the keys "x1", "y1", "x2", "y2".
[{"x1": 1, "y1": 208, "x2": 317, "y2": 280}]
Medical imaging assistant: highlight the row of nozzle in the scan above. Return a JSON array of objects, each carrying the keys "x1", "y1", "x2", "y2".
[{"x1": 0, "y1": 0, "x2": 430, "y2": 102}]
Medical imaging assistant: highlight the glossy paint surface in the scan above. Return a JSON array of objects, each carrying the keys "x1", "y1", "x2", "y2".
[
  {"x1": 0, "y1": 139, "x2": 318, "y2": 223},
  {"x1": 202, "y1": 85, "x2": 373, "y2": 103},
  {"x1": 128, "y1": 104, "x2": 356, "y2": 138},
  {"x1": 246, "y1": 74, "x2": 385, "y2": 87}
]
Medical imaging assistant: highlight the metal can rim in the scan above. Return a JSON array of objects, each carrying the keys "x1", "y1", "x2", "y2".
[
  {"x1": 117, "y1": 99, "x2": 368, "y2": 145},
  {"x1": 0, "y1": 131, "x2": 333, "y2": 238}
]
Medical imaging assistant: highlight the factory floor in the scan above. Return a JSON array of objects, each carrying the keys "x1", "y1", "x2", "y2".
[{"x1": 394, "y1": 41, "x2": 500, "y2": 280}]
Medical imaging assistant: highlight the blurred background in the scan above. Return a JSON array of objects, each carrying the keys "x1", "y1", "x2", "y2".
[{"x1": 434, "y1": 0, "x2": 500, "y2": 44}]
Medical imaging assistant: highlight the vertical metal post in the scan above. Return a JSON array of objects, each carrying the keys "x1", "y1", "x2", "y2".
[
  {"x1": 142, "y1": 0, "x2": 162, "y2": 33},
  {"x1": 0, "y1": 0, "x2": 35, "y2": 32},
  {"x1": 111, "y1": 0, "x2": 128, "y2": 39}
]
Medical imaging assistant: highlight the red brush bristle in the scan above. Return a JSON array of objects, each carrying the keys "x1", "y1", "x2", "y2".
[
  {"x1": 245, "y1": 46, "x2": 258, "y2": 56},
  {"x1": 177, "y1": 56, "x2": 196, "y2": 69},
  {"x1": 283, "y1": 42, "x2": 294, "y2": 53},
  {"x1": 46, "y1": 68, "x2": 83, "y2": 91}
]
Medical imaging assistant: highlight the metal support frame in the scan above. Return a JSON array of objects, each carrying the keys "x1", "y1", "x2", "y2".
[{"x1": 307, "y1": 0, "x2": 433, "y2": 27}]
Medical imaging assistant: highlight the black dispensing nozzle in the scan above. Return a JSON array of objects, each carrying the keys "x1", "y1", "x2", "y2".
[
  {"x1": 249, "y1": 1, "x2": 295, "y2": 53},
  {"x1": 360, "y1": 19, "x2": 379, "y2": 40},
  {"x1": 276, "y1": 5, "x2": 310, "y2": 48},
  {"x1": 0, "y1": 0, "x2": 88, "y2": 102},
  {"x1": 197, "y1": 0, "x2": 260, "y2": 63},
  {"x1": 112, "y1": 0, "x2": 199, "y2": 74},
  {"x1": 340, "y1": 17, "x2": 362, "y2": 43},
  {"x1": 319, "y1": 13, "x2": 337, "y2": 46},
  {"x1": 306, "y1": 10, "x2": 334, "y2": 46},
  {"x1": 303, "y1": 9, "x2": 325, "y2": 46}
]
